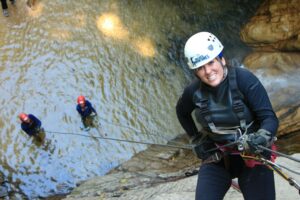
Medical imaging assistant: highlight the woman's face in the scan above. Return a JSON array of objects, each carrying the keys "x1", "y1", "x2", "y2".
[{"x1": 194, "y1": 57, "x2": 226, "y2": 87}]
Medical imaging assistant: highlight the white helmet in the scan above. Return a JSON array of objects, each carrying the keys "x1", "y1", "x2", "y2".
[{"x1": 184, "y1": 32, "x2": 224, "y2": 70}]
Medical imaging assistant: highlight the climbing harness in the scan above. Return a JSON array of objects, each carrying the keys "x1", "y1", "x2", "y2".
[
  {"x1": 200, "y1": 134, "x2": 300, "y2": 195},
  {"x1": 194, "y1": 67, "x2": 254, "y2": 136}
]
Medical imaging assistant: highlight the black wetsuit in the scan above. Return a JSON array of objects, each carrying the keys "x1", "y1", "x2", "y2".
[{"x1": 176, "y1": 66, "x2": 278, "y2": 200}]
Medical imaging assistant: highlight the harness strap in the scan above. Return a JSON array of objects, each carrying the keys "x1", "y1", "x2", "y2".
[
  {"x1": 228, "y1": 67, "x2": 247, "y2": 130},
  {"x1": 194, "y1": 90, "x2": 218, "y2": 132},
  {"x1": 195, "y1": 67, "x2": 248, "y2": 134},
  {"x1": 217, "y1": 144, "x2": 278, "y2": 168}
]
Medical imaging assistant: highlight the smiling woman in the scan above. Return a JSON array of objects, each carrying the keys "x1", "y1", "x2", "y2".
[
  {"x1": 0, "y1": 0, "x2": 262, "y2": 199},
  {"x1": 194, "y1": 57, "x2": 226, "y2": 87},
  {"x1": 176, "y1": 31, "x2": 279, "y2": 200}
]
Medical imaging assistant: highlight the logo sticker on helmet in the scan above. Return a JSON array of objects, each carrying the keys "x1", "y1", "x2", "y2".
[
  {"x1": 208, "y1": 44, "x2": 214, "y2": 51},
  {"x1": 191, "y1": 54, "x2": 210, "y2": 66}
]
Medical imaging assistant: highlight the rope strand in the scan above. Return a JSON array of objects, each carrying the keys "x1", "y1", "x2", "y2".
[
  {"x1": 45, "y1": 130, "x2": 192, "y2": 150},
  {"x1": 257, "y1": 145, "x2": 300, "y2": 163},
  {"x1": 94, "y1": 116, "x2": 187, "y2": 147}
]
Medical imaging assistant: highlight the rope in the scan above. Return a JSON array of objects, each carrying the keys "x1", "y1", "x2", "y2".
[
  {"x1": 257, "y1": 145, "x2": 300, "y2": 163},
  {"x1": 278, "y1": 164, "x2": 300, "y2": 176},
  {"x1": 241, "y1": 154, "x2": 300, "y2": 193},
  {"x1": 95, "y1": 116, "x2": 186, "y2": 146},
  {"x1": 202, "y1": 136, "x2": 300, "y2": 164},
  {"x1": 45, "y1": 130, "x2": 192, "y2": 150},
  {"x1": 203, "y1": 140, "x2": 240, "y2": 153}
]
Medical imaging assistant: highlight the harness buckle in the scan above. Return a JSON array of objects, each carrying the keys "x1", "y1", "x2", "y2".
[
  {"x1": 196, "y1": 99, "x2": 210, "y2": 115},
  {"x1": 233, "y1": 99, "x2": 244, "y2": 113}
]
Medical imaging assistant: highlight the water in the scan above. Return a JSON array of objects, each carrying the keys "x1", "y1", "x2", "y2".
[{"x1": 0, "y1": 0, "x2": 267, "y2": 198}]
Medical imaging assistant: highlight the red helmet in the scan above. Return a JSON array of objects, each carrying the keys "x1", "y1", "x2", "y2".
[
  {"x1": 77, "y1": 95, "x2": 86, "y2": 104},
  {"x1": 19, "y1": 113, "x2": 29, "y2": 122}
]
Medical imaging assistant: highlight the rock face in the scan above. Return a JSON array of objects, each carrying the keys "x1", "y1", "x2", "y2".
[
  {"x1": 240, "y1": 0, "x2": 300, "y2": 51},
  {"x1": 240, "y1": 0, "x2": 300, "y2": 137}
]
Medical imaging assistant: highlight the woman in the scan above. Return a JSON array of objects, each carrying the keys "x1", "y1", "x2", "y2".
[{"x1": 176, "y1": 32, "x2": 278, "y2": 200}]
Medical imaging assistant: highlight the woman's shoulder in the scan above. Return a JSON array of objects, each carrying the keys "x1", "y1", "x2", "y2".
[
  {"x1": 233, "y1": 66, "x2": 259, "y2": 83},
  {"x1": 85, "y1": 100, "x2": 92, "y2": 105},
  {"x1": 178, "y1": 79, "x2": 201, "y2": 103},
  {"x1": 229, "y1": 66, "x2": 261, "y2": 96},
  {"x1": 232, "y1": 66, "x2": 251, "y2": 75},
  {"x1": 184, "y1": 79, "x2": 201, "y2": 94},
  {"x1": 28, "y1": 114, "x2": 37, "y2": 119}
]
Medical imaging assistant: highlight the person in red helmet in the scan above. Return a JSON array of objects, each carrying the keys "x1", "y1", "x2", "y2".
[
  {"x1": 19, "y1": 113, "x2": 44, "y2": 141},
  {"x1": 76, "y1": 96, "x2": 97, "y2": 118},
  {"x1": 76, "y1": 96, "x2": 97, "y2": 129}
]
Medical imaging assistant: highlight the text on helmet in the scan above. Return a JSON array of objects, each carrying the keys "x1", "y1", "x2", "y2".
[{"x1": 191, "y1": 54, "x2": 210, "y2": 66}]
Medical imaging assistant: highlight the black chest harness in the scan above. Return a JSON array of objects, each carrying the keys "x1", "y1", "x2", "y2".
[{"x1": 193, "y1": 67, "x2": 255, "y2": 140}]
